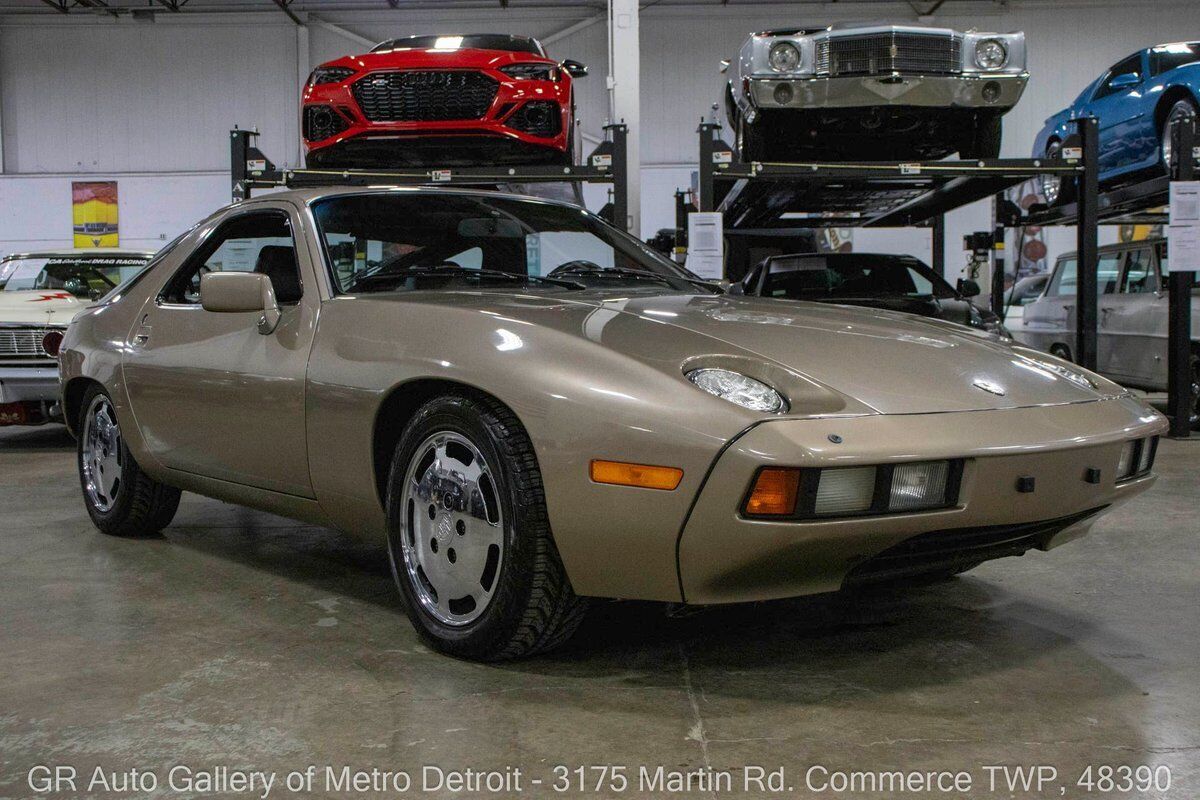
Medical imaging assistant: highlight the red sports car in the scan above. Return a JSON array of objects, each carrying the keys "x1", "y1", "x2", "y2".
[{"x1": 302, "y1": 33, "x2": 587, "y2": 169}]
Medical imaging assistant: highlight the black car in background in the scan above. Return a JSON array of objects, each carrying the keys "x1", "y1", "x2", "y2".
[{"x1": 736, "y1": 252, "x2": 1007, "y2": 336}]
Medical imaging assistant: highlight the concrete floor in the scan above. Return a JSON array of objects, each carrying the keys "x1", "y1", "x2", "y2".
[{"x1": 1, "y1": 425, "x2": 1197, "y2": 800}]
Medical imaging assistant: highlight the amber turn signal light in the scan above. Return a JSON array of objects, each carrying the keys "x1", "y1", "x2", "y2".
[
  {"x1": 745, "y1": 468, "x2": 801, "y2": 516},
  {"x1": 590, "y1": 460, "x2": 683, "y2": 491}
]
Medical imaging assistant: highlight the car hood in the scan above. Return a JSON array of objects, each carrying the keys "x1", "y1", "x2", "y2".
[
  {"x1": 0, "y1": 290, "x2": 83, "y2": 326},
  {"x1": 368, "y1": 289, "x2": 1121, "y2": 415},
  {"x1": 334, "y1": 48, "x2": 553, "y2": 72},
  {"x1": 806, "y1": 295, "x2": 975, "y2": 326}
]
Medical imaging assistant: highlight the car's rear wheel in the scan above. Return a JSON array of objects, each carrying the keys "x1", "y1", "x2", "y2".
[
  {"x1": 385, "y1": 392, "x2": 587, "y2": 660},
  {"x1": 78, "y1": 386, "x2": 181, "y2": 537},
  {"x1": 1161, "y1": 97, "x2": 1199, "y2": 176}
]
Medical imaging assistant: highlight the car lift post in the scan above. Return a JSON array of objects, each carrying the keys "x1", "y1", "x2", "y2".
[
  {"x1": 931, "y1": 214, "x2": 946, "y2": 278},
  {"x1": 991, "y1": 198, "x2": 1006, "y2": 318},
  {"x1": 605, "y1": 122, "x2": 630, "y2": 233},
  {"x1": 1167, "y1": 115, "x2": 1196, "y2": 438},
  {"x1": 697, "y1": 121, "x2": 724, "y2": 213},
  {"x1": 1074, "y1": 116, "x2": 1101, "y2": 373}
]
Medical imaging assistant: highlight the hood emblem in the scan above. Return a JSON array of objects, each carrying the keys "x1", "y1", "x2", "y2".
[{"x1": 973, "y1": 379, "x2": 1006, "y2": 396}]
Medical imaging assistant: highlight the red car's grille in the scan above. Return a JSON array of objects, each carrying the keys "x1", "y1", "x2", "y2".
[{"x1": 351, "y1": 71, "x2": 499, "y2": 122}]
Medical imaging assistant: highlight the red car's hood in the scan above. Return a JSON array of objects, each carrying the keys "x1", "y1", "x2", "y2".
[{"x1": 329, "y1": 48, "x2": 554, "y2": 72}]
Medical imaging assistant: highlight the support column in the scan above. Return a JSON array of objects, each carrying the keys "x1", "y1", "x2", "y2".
[
  {"x1": 609, "y1": 0, "x2": 640, "y2": 235},
  {"x1": 1075, "y1": 116, "x2": 1100, "y2": 372},
  {"x1": 990, "y1": 198, "x2": 1005, "y2": 318},
  {"x1": 931, "y1": 214, "x2": 945, "y2": 278},
  {"x1": 0, "y1": 24, "x2": 5, "y2": 174},
  {"x1": 296, "y1": 23, "x2": 310, "y2": 168},
  {"x1": 1168, "y1": 115, "x2": 1196, "y2": 438}
]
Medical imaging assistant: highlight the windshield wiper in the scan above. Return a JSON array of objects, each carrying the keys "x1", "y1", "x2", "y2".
[
  {"x1": 348, "y1": 266, "x2": 584, "y2": 292},
  {"x1": 553, "y1": 265, "x2": 718, "y2": 291}
]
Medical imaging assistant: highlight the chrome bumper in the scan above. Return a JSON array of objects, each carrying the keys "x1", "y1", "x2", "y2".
[
  {"x1": 749, "y1": 72, "x2": 1028, "y2": 110},
  {"x1": 0, "y1": 366, "x2": 60, "y2": 403}
]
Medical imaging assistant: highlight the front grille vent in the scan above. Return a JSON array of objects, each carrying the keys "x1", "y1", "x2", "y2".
[
  {"x1": 816, "y1": 32, "x2": 962, "y2": 77},
  {"x1": 352, "y1": 71, "x2": 499, "y2": 122},
  {"x1": 0, "y1": 327, "x2": 54, "y2": 360}
]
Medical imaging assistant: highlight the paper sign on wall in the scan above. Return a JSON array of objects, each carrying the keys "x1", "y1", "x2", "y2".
[
  {"x1": 684, "y1": 212, "x2": 724, "y2": 280},
  {"x1": 1168, "y1": 181, "x2": 1200, "y2": 273}
]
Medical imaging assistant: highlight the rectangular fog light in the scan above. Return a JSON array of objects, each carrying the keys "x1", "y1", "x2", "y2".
[
  {"x1": 1117, "y1": 440, "x2": 1138, "y2": 480},
  {"x1": 889, "y1": 461, "x2": 950, "y2": 512},
  {"x1": 1137, "y1": 437, "x2": 1156, "y2": 474},
  {"x1": 814, "y1": 466, "x2": 876, "y2": 516}
]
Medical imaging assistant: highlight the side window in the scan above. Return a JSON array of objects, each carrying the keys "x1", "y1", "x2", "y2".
[
  {"x1": 1098, "y1": 252, "x2": 1122, "y2": 295},
  {"x1": 1093, "y1": 55, "x2": 1142, "y2": 100},
  {"x1": 162, "y1": 212, "x2": 301, "y2": 305},
  {"x1": 1121, "y1": 248, "x2": 1155, "y2": 294},
  {"x1": 906, "y1": 266, "x2": 934, "y2": 296},
  {"x1": 1047, "y1": 258, "x2": 1077, "y2": 297}
]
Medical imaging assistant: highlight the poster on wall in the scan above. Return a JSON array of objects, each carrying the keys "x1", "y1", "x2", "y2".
[{"x1": 72, "y1": 181, "x2": 119, "y2": 247}]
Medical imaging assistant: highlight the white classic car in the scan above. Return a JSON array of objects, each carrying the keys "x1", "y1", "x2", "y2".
[
  {"x1": 0, "y1": 249, "x2": 151, "y2": 426},
  {"x1": 723, "y1": 22, "x2": 1028, "y2": 162}
]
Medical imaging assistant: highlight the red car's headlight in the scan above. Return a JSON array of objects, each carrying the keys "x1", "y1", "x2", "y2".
[
  {"x1": 308, "y1": 67, "x2": 355, "y2": 86},
  {"x1": 500, "y1": 63, "x2": 558, "y2": 81}
]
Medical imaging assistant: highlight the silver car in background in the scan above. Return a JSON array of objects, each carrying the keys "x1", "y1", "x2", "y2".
[
  {"x1": 723, "y1": 22, "x2": 1028, "y2": 162},
  {"x1": 1021, "y1": 239, "x2": 1200, "y2": 427}
]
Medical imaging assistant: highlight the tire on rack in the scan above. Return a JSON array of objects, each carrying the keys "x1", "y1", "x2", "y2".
[
  {"x1": 384, "y1": 391, "x2": 588, "y2": 660},
  {"x1": 1040, "y1": 139, "x2": 1077, "y2": 207},
  {"x1": 960, "y1": 114, "x2": 1002, "y2": 160},
  {"x1": 77, "y1": 384, "x2": 181, "y2": 537},
  {"x1": 1160, "y1": 97, "x2": 1200, "y2": 176}
]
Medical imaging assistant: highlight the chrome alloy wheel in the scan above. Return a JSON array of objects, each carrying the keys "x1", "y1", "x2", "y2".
[
  {"x1": 82, "y1": 394, "x2": 124, "y2": 513},
  {"x1": 399, "y1": 431, "x2": 504, "y2": 626},
  {"x1": 1041, "y1": 141, "x2": 1062, "y2": 204}
]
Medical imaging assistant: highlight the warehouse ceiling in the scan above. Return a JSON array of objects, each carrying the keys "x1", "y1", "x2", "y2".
[{"x1": 0, "y1": 0, "x2": 1068, "y2": 21}]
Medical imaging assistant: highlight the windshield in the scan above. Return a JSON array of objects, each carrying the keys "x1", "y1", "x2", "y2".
[
  {"x1": 0, "y1": 254, "x2": 150, "y2": 297},
  {"x1": 371, "y1": 34, "x2": 544, "y2": 55},
  {"x1": 1150, "y1": 42, "x2": 1200, "y2": 75},
  {"x1": 759, "y1": 254, "x2": 955, "y2": 300},
  {"x1": 313, "y1": 193, "x2": 703, "y2": 295}
]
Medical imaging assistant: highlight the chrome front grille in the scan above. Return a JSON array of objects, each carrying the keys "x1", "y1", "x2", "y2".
[
  {"x1": 0, "y1": 327, "x2": 53, "y2": 360},
  {"x1": 816, "y1": 32, "x2": 962, "y2": 77}
]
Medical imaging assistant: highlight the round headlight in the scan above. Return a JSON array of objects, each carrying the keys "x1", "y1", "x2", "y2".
[
  {"x1": 768, "y1": 42, "x2": 801, "y2": 72},
  {"x1": 974, "y1": 39, "x2": 1008, "y2": 70},
  {"x1": 686, "y1": 368, "x2": 786, "y2": 413}
]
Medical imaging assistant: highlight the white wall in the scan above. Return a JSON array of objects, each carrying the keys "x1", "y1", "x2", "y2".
[{"x1": 0, "y1": 1, "x2": 1194, "y2": 264}]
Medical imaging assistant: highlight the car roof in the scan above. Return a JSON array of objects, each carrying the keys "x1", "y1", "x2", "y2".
[
  {"x1": 1, "y1": 248, "x2": 154, "y2": 262},
  {"x1": 1055, "y1": 238, "x2": 1166, "y2": 261}
]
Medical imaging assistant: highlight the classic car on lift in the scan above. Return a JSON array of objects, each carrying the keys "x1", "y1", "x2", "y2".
[
  {"x1": 1035, "y1": 41, "x2": 1200, "y2": 205},
  {"x1": 736, "y1": 252, "x2": 1007, "y2": 336},
  {"x1": 60, "y1": 188, "x2": 1164, "y2": 660},
  {"x1": 723, "y1": 22, "x2": 1028, "y2": 162},
  {"x1": 0, "y1": 249, "x2": 150, "y2": 426},
  {"x1": 302, "y1": 33, "x2": 587, "y2": 168}
]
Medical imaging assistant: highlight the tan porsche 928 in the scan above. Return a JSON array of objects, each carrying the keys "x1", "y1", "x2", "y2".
[{"x1": 60, "y1": 188, "x2": 1166, "y2": 660}]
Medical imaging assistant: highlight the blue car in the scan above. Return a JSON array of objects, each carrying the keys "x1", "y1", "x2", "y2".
[{"x1": 1034, "y1": 41, "x2": 1200, "y2": 203}]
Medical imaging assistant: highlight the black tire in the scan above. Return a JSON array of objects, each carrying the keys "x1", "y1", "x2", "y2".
[
  {"x1": 1041, "y1": 139, "x2": 1077, "y2": 207},
  {"x1": 1049, "y1": 343, "x2": 1074, "y2": 363},
  {"x1": 737, "y1": 111, "x2": 767, "y2": 163},
  {"x1": 77, "y1": 385, "x2": 181, "y2": 537},
  {"x1": 384, "y1": 392, "x2": 588, "y2": 660},
  {"x1": 960, "y1": 115, "x2": 1002, "y2": 159},
  {"x1": 1161, "y1": 97, "x2": 1199, "y2": 176}
]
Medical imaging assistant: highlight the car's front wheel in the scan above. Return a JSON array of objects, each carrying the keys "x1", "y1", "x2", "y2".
[
  {"x1": 77, "y1": 385, "x2": 181, "y2": 537},
  {"x1": 1040, "y1": 139, "x2": 1077, "y2": 207},
  {"x1": 960, "y1": 115, "x2": 1002, "y2": 160},
  {"x1": 385, "y1": 392, "x2": 587, "y2": 660}
]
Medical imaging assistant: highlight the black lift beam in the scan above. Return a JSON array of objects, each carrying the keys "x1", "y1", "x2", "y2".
[{"x1": 229, "y1": 124, "x2": 631, "y2": 232}]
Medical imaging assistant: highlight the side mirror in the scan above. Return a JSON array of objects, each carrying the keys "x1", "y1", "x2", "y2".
[
  {"x1": 719, "y1": 58, "x2": 731, "y2": 74},
  {"x1": 1109, "y1": 72, "x2": 1140, "y2": 90},
  {"x1": 200, "y1": 272, "x2": 281, "y2": 335},
  {"x1": 957, "y1": 278, "x2": 982, "y2": 298},
  {"x1": 561, "y1": 59, "x2": 588, "y2": 79}
]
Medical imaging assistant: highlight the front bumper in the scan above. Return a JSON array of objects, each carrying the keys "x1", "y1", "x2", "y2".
[
  {"x1": 678, "y1": 397, "x2": 1165, "y2": 604},
  {"x1": 0, "y1": 365, "x2": 60, "y2": 403},
  {"x1": 749, "y1": 72, "x2": 1027, "y2": 111}
]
